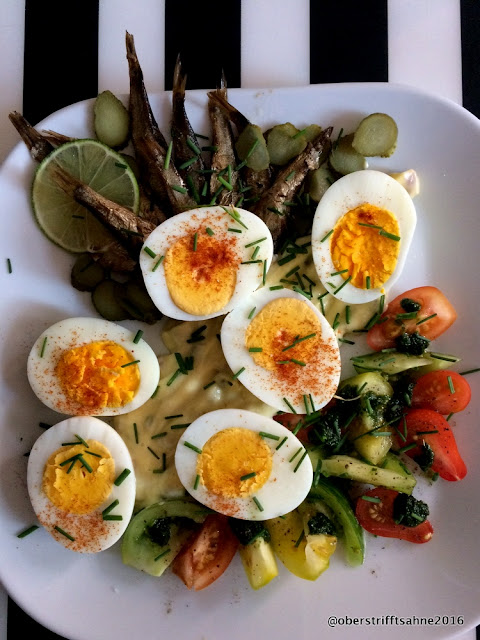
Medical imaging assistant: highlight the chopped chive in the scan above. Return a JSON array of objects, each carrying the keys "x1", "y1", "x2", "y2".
[
  {"x1": 218, "y1": 176, "x2": 233, "y2": 191},
  {"x1": 416, "y1": 430, "x2": 440, "y2": 435},
  {"x1": 290, "y1": 359, "x2": 306, "y2": 366},
  {"x1": 77, "y1": 454, "x2": 93, "y2": 473},
  {"x1": 184, "y1": 441, "x2": 202, "y2": 454},
  {"x1": 17, "y1": 525, "x2": 39, "y2": 538},
  {"x1": 234, "y1": 159, "x2": 247, "y2": 171},
  {"x1": 252, "y1": 496, "x2": 264, "y2": 512},
  {"x1": 83, "y1": 450, "x2": 101, "y2": 458},
  {"x1": 73, "y1": 433, "x2": 89, "y2": 448},
  {"x1": 193, "y1": 474, "x2": 200, "y2": 490},
  {"x1": 171, "y1": 184, "x2": 188, "y2": 194},
  {"x1": 277, "y1": 253, "x2": 296, "y2": 267},
  {"x1": 241, "y1": 259, "x2": 262, "y2": 264},
  {"x1": 170, "y1": 423, "x2": 191, "y2": 430},
  {"x1": 293, "y1": 286, "x2": 312, "y2": 299},
  {"x1": 121, "y1": 359, "x2": 140, "y2": 368},
  {"x1": 332, "y1": 313, "x2": 341, "y2": 330},
  {"x1": 276, "y1": 360, "x2": 291, "y2": 365},
  {"x1": 379, "y1": 229, "x2": 401, "y2": 241},
  {"x1": 248, "y1": 347, "x2": 263, "y2": 352},
  {"x1": 133, "y1": 329, "x2": 144, "y2": 344},
  {"x1": 245, "y1": 237, "x2": 267, "y2": 248},
  {"x1": 459, "y1": 367, "x2": 480, "y2": 375},
  {"x1": 379, "y1": 295, "x2": 385, "y2": 314},
  {"x1": 289, "y1": 447, "x2": 302, "y2": 463},
  {"x1": 102, "y1": 499, "x2": 120, "y2": 517},
  {"x1": 179, "y1": 156, "x2": 198, "y2": 170},
  {"x1": 285, "y1": 265, "x2": 300, "y2": 278},
  {"x1": 320, "y1": 229, "x2": 333, "y2": 242},
  {"x1": 232, "y1": 367, "x2": 245, "y2": 379},
  {"x1": 39, "y1": 422, "x2": 51, "y2": 429},
  {"x1": 446, "y1": 413, "x2": 454, "y2": 421},
  {"x1": 245, "y1": 138, "x2": 259, "y2": 159},
  {"x1": 447, "y1": 375, "x2": 455, "y2": 394},
  {"x1": 201, "y1": 145, "x2": 218, "y2": 152},
  {"x1": 338, "y1": 338, "x2": 355, "y2": 345},
  {"x1": 66, "y1": 458, "x2": 77, "y2": 474},
  {"x1": 54, "y1": 526, "x2": 75, "y2": 541},
  {"x1": 165, "y1": 414, "x2": 183, "y2": 419},
  {"x1": 151, "y1": 432, "x2": 167, "y2": 439},
  {"x1": 193, "y1": 232, "x2": 198, "y2": 251},
  {"x1": 361, "y1": 495, "x2": 381, "y2": 503},
  {"x1": 154, "y1": 549, "x2": 171, "y2": 562},
  {"x1": 114, "y1": 468, "x2": 131, "y2": 486},
  {"x1": 194, "y1": 132, "x2": 209, "y2": 140},
  {"x1": 143, "y1": 245, "x2": 156, "y2": 259},
  {"x1": 282, "y1": 333, "x2": 316, "y2": 351},
  {"x1": 164, "y1": 141, "x2": 173, "y2": 169},
  {"x1": 205, "y1": 227, "x2": 215, "y2": 237},
  {"x1": 152, "y1": 255, "x2": 164, "y2": 272},
  {"x1": 103, "y1": 515, "x2": 123, "y2": 521},
  {"x1": 416, "y1": 313, "x2": 437, "y2": 325},
  {"x1": 267, "y1": 206, "x2": 285, "y2": 216},
  {"x1": 40, "y1": 337, "x2": 47, "y2": 358},
  {"x1": 333, "y1": 275, "x2": 353, "y2": 295},
  {"x1": 240, "y1": 472, "x2": 257, "y2": 481},
  {"x1": 166, "y1": 369, "x2": 182, "y2": 386},
  {"x1": 251, "y1": 245, "x2": 260, "y2": 260},
  {"x1": 398, "y1": 443, "x2": 417, "y2": 454},
  {"x1": 428, "y1": 353, "x2": 458, "y2": 362},
  {"x1": 364, "y1": 313, "x2": 380, "y2": 331},
  {"x1": 6, "y1": 258, "x2": 12, "y2": 274},
  {"x1": 366, "y1": 275, "x2": 371, "y2": 289},
  {"x1": 259, "y1": 432, "x2": 280, "y2": 441},
  {"x1": 151, "y1": 386, "x2": 160, "y2": 399},
  {"x1": 331, "y1": 269, "x2": 349, "y2": 276},
  {"x1": 394, "y1": 425, "x2": 407, "y2": 442},
  {"x1": 304, "y1": 395, "x2": 311, "y2": 415},
  {"x1": 276, "y1": 436, "x2": 288, "y2": 450},
  {"x1": 309, "y1": 395, "x2": 316, "y2": 412},
  {"x1": 283, "y1": 397, "x2": 297, "y2": 413},
  {"x1": 263, "y1": 260, "x2": 267, "y2": 286},
  {"x1": 294, "y1": 530, "x2": 305, "y2": 547},
  {"x1": 186, "y1": 136, "x2": 201, "y2": 155},
  {"x1": 358, "y1": 222, "x2": 382, "y2": 230},
  {"x1": 396, "y1": 311, "x2": 418, "y2": 320},
  {"x1": 248, "y1": 307, "x2": 256, "y2": 319},
  {"x1": 293, "y1": 450, "x2": 308, "y2": 472},
  {"x1": 133, "y1": 422, "x2": 139, "y2": 444}
]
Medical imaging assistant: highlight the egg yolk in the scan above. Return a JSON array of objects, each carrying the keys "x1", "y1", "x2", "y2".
[
  {"x1": 42, "y1": 439, "x2": 114, "y2": 514},
  {"x1": 196, "y1": 428, "x2": 272, "y2": 499},
  {"x1": 330, "y1": 203, "x2": 400, "y2": 289},
  {"x1": 55, "y1": 341, "x2": 140, "y2": 412},
  {"x1": 164, "y1": 231, "x2": 240, "y2": 315}
]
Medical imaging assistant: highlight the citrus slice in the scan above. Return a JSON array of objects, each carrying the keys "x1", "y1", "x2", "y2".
[{"x1": 32, "y1": 139, "x2": 140, "y2": 253}]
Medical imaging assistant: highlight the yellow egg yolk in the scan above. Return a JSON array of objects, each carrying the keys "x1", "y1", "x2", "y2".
[
  {"x1": 164, "y1": 232, "x2": 240, "y2": 315},
  {"x1": 330, "y1": 203, "x2": 400, "y2": 289},
  {"x1": 196, "y1": 428, "x2": 272, "y2": 499},
  {"x1": 55, "y1": 340, "x2": 140, "y2": 412},
  {"x1": 42, "y1": 439, "x2": 114, "y2": 514}
]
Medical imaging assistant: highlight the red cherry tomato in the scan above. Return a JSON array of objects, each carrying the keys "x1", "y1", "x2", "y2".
[
  {"x1": 367, "y1": 286, "x2": 457, "y2": 351},
  {"x1": 171, "y1": 514, "x2": 238, "y2": 590},
  {"x1": 396, "y1": 408, "x2": 467, "y2": 481},
  {"x1": 273, "y1": 412, "x2": 311, "y2": 443},
  {"x1": 412, "y1": 370, "x2": 471, "y2": 414},
  {"x1": 356, "y1": 488, "x2": 433, "y2": 543}
]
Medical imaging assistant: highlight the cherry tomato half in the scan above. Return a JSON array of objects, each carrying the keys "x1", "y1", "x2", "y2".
[
  {"x1": 412, "y1": 370, "x2": 471, "y2": 414},
  {"x1": 367, "y1": 286, "x2": 457, "y2": 351},
  {"x1": 396, "y1": 408, "x2": 467, "y2": 481},
  {"x1": 356, "y1": 488, "x2": 433, "y2": 543},
  {"x1": 172, "y1": 514, "x2": 238, "y2": 590}
]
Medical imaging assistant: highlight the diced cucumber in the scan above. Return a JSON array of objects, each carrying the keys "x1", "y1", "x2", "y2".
[
  {"x1": 94, "y1": 90, "x2": 130, "y2": 149},
  {"x1": 309, "y1": 478, "x2": 365, "y2": 567},
  {"x1": 351, "y1": 351, "x2": 431, "y2": 375},
  {"x1": 92, "y1": 279, "x2": 131, "y2": 321},
  {"x1": 352, "y1": 113, "x2": 398, "y2": 158},
  {"x1": 121, "y1": 500, "x2": 208, "y2": 577},
  {"x1": 71, "y1": 253, "x2": 105, "y2": 292},
  {"x1": 235, "y1": 124, "x2": 270, "y2": 171},
  {"x1": 308, "y1": 163, "x2": 335, "y2": 202},
  {"x1": 413, "y1": 351, "x2": 461, "y2": 375},
  {"x1": 329, "y1": 133, "x2": 367, "y2": 175},
  {"x1": 238, "y1": 537, "x2": 278, "y2": 590},
  {"x1": 266, "y1": 123, "x2": 307, "y2": 165},
  {"x1": 320, "y1": 454, "x2": 416, "y2": 494},
  {"x1": 381, "y1": 451, "x2": 414, "y2": 480}
]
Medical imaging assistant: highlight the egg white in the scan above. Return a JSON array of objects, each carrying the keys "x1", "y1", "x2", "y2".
[
  {"x1": 27, "y1": 317, "x2": 160, "y2": 417},
  {"x1": 139, "y1": 206, "x2": 274, "y2": 321},
  {"x1": 220, "y1": 288, "x2": 341, "y2": 413},
  {"x1": 175, "y1": 409, "x2": 313, "y2": 520},
  {"x1": 27, "y1": 416, "x2": 136, "y2": 553},
  {"x1": 311, "y1": 169, "x2": 417, "y2": 304}
]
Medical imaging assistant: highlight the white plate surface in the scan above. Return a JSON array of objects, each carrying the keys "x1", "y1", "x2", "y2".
[{"x1": 0, "y1": 84, "x2": 479, "y2": 640}]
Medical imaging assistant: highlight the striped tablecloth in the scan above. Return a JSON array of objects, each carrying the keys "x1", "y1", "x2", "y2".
[{"x1": 0, "y1": 1, "x2": 478, "y2": 638}]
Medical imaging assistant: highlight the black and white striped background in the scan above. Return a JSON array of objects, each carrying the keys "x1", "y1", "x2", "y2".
[{"x1": 0, "y1": 1, "x2": 478, "y2": 638}]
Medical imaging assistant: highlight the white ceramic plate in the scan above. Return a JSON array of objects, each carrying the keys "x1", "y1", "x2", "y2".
[{"x1": 0, "y1": 84, "x2": 479, "y2": 640}]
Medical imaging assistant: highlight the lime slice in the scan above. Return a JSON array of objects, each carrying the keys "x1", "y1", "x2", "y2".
[{"x1": 32, "y1": 139, "x2": 140, "y2": 253}]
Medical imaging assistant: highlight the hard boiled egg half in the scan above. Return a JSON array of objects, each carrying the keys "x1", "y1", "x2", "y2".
[
  {"x1": 221, "y1": 288, "x2": 341, "y2": 414},
  {"x1": 27, "y1": 317, "x2": 160, "y2": 417},
  {"x1": 27, "y1": 416, "x2": 136, "y2": 552},
  {"x1": 139, "y1": 206, "x2": 274, "y2": 321},
  {"x1": 311, "y1": 170, "x2": 416, "y2": 304},
  {"x1": 175, "y1": 409, "x2": 313, "y2": 520}
]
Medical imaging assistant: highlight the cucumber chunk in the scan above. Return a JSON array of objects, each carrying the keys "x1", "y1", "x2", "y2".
[
  {"x1": 121, "y1": 500, "x2": 208, "y2": 577},
  {"x1": 238, "y1": 537, "x2": 278, "y2": 590},
  {"x1": 352, "y1": 113, "x2": 398, "y2": 158},
  {"x1": 309, "y1": 478, "x2": 365, "y2": 567},
  {"x1": 320, "y1": 454, "x2": 416, "y2": 494},
  {"x1": 351, "y1": 350, "x2": 431, "y2": 375},
  {"x1": 92, "y1": 279, "x2": 131, "y2": 321},
  {"x1": 329, "y1": 133, "x2": 367, "y2": 175},
  {"x1": 307, "y1": 163, "x2": 335, "y2": 202},
  {"x1": 94, "y1": 90, "x2": 130, "y2": 149},
  {"x1": 235, "y1": 124, "x2": 270, "y2": 171},
  {"x1": 71, "y1": 253, "x2": 105, "y2": 291},
  {"x1": 266, "y1": 123, "x2": 307, "y2": 165}
]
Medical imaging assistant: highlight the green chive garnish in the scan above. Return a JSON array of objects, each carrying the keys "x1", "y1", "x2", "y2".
[
  {"x1": 186, "y1": 136, "x2": 201, "y2": 155},
  {"x1": 170, "y1": 423, "x2": 191, "y2": 430},
  {"x1": 293, "y1": 450, "x2": 308, "y2": 472},
  {"x1": 143, "y1": 246, "x2": 156, "y2": 258},
  {"x1": 398, "y1": 443, "x2": 417, "y2": 454},
  {"x1": 17, "y1": 525, "x2": 40, "y2": 538},
  {"x1": 338, "y1": 338, "x2": 355, "y2": 345},
  {"x1": 102, "y1": 499, "x2": 119, "y2": 517},
  {"x1": 164, "y1": 141, "x2": 173, "y2": 169},
  {"x1": 248, "y1": 347, "x2": 263, "y2": 353},
  {"x1": 184, "y1": 441, "x2": 202, "y2": 454},
  {"x1": 459, "y1": 367, "x2": 480, "y2": 375},
  {"x1": 259, "y1": 432, "x2": 280, "y2": 441},
  {"x1": 151, "y1": 386, "x2": 159, "y2": 399},
  {"x1": 240, "y1": 472, "x2": 257, "y2": 481},
  {"x1": 282, "y1": 333, "x2": 316, "y2": 351},
  {"x1": 358, "y1": 222, "x2": 382, "y2": 230},
  {"x1": 133, "y1": 329, "x2": 144, "y2": 344},
  {"x1": 133, "y1": 423, "x2": 139, "y2": 444},
  {"x1": 361, "y1": 495, "x2": 381, "y2": 503},
  {"x1": 193, "y1": 232, "x2": 198, "y2": 251},
  {"x1": 147, "y1": 447, "x2": 160, "y2": 460},
  {"x1": 294, "y1": 530, "x2": 305, "y2": 547},
  {"x1": 252, "y1": 497, "x2": 264, "y2": 512},
  {"x1": 171, "y1": 184, "x2": 188, "y2": 194},
  {"x1": 379, "y1": 229, "x2": 401, "y2": 241},
  {"x1": 366, "y1": 275, "x2": 371, "y2": 289},
  {"x1": 321, "y1": 229, "x2": 333, "y2": 242},
  {"x1": 179, "y1": 156, "x2": 197, "y2": 169},
  {"x1": 151, "y1": 432, "x2": 167, "y2": 439},
  {"x1": 232, "y1": 367, "x2": 245, "y2": 379},
  {"x1": 283, "y1": 397, "x2": 297, "y2": 413},
  {"x1": 54, "y1": 526, "x2": 75, "y2": 541},
  {"x1": 331, "y1": 269, "x2": 349, "y2": 277},
  {"x1": 40, "y1": 336, "x2": 47, "y2": 358},
  {"x1": 276, "y1": 436, "x2": 288, "y2": 450},
  {"x1": 206, "y1": 227, "x2": 215, "y2": 236},
  {"x1": 416, "y1": 430, "x2": 439, "y2": 435},
  {"x1": 289, "y1": 447, "x2": 302, "y2": 463},
  {"x1": 416, "y1": 313, "x2": 437, "y2": 325},
  {"x1": 114, "y1": 468, "x2": 131, "y2": 486},
  {"x1": 251, "y1": 245, "x2": 261, "y2": 260},
  {"x1": 193, "y1": 474, "x2": 200, "y2": 490},
  {"x1": 446, "y1": 413, "x2": 454, "y2": 421},
  {"x1": 152, "y1": 255, "x2": 164, "y2": 272},
  {"x1": 290, "y1": 359, "x2": 306, "y2": 366},
  {"x1": 203, "y1": 380, "x2": 216, "y2": 390},
  {"x1": 154, "y1": 549, "x2": 171, "y2": 562},
  {"x1": 248, "y1": 307, "x2": 256, "y2": 319},
  {"x1": 447, "y1": 375, "x2": 455, "y2": 394},
  {"x1": 245, "y1": 237, "x2": 267, "y2": 248},
  {"x1": 103, "y1": 515, "x2": 123, "y2": 521},
  {"x1": 333, "y1": 275, "x2": 353, "y2": 295},
  {"x1": 121, "y1": 359, "x2": 140, "y2": 368},
  {"x1": 6, "y1": 258, "x2": 12, "y2": 274}
]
